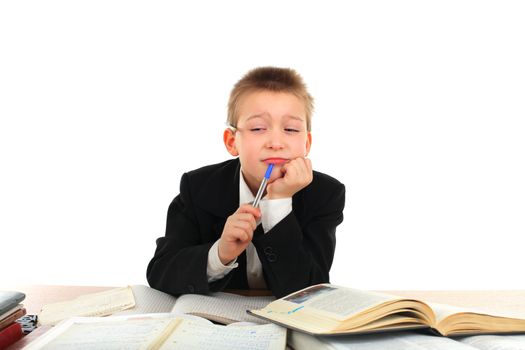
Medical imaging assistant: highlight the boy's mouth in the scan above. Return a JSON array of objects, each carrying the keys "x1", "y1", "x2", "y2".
[{"x1": 263, "y1": 158, "x2": 288, "y2": 165}]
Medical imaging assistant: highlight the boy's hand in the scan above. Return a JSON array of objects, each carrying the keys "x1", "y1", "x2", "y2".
[
  {"x1": 218, "y1": 204, "x2": 261, "y2": 265},
  {"x1": 266, "y1": 157, "x2": 313, "y2": 199}
]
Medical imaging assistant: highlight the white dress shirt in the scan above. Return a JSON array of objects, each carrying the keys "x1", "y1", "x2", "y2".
[{"x1": 206, "y1": 169, "x2": 292, "y2": 289}]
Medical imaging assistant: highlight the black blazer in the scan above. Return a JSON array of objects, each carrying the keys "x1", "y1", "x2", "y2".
[{"x1": 146, "y1": 158, "x2": 345, "y2": 298}]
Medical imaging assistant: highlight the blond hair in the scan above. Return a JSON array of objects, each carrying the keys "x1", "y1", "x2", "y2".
[{"x1": 227, "y1": 67, "x2": 314, "y2": 131}]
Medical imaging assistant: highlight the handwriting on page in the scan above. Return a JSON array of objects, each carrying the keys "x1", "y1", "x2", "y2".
[
  {"x1": 114, "y1": 285, "x2": 177, "y2": 315},
  {"x1": 173, "y1": 292, "x2": 274, "y2": 324},
  {"x1": 159, "y1": 320, "x2": 285, "y2": 350},
  {"x1": 39, "y1": 318, "x2": 176, "y2": 350},
  {"x1": 38, "y1": 287, "x2": 136, "y2": 326}
]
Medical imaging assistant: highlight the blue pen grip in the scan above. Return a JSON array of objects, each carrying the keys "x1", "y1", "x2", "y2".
[{"x1": 264, "y1": 163, "x2": 274, "y2": 179}]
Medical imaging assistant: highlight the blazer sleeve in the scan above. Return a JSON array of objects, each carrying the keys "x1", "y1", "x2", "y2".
[
  {"x1": 146, "y1": 173, "x2": 225, "y2": 295},
  {"x1": 252, "y1": 181, "x2": 345, "y2": 298}
]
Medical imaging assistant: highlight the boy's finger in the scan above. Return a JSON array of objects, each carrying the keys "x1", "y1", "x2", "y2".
[
  {"x1": 237, "y1": 204, "x2": 261, "y2": 218},
  {"x1": 233, "y1": 217, "x2": 256, "y2": 232},
  {"x1": 226, "y1": 227, "x2": 248, "y2": 243},
  {"x1": 305, "y1": 157, "x2": 312, "y2": 170},
  {"x1": 228, "y1": 213, "x2": 257, "y2": 232},
  {"x1": 295, "y1": 157, "x2": 309, "y2": 172},
  {"x1": 292, "y1": 158, "x2": 312, "y2": 177},
  {"x1": 234, "y1": 228, "x2": 252, "y2": 243},
  {"x1": 237, "y1": 212, "x2": 259, "y2": 222}
]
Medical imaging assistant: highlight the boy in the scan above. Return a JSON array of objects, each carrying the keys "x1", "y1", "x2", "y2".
[{"x1": 147, "y1": 67, "x2": 345, "y2": 298}]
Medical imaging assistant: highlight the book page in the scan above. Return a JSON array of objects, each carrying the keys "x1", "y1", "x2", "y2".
[
  {"x1": 38, "y1": 287, "x2": 136, "y2": 326},
  {"x1": 23, "y1": 314, "x2": 286, "y2": 350},
  {"x1": 290, "y1": 331, "x2": 479, "y2": 350},
  {"x1": 114, "y1": 285, "x2": 177, "y2": 315},
  {"x1": 426, "y1": 302, "x2": 467, "y2": 324},
  {"x1": 159, "y1": 318, "x2": 286, "y2": 350},
  {"x1": 284, "y1": 284, "x2": 397, "y2": 318},
  {"x1": 457, "y1": 334, "x2": 525, "y2": 350},
  {"x1": 23, "y1": 316, "x2": 179, "y2": 350},
  {"x1": 429, "y1": 301, "x2": 525, "y2": 324},
  {"x1": 172, "y1": 292, "x2": 274, "y2": 324}
]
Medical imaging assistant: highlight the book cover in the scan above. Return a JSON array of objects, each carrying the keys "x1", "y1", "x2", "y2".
[{"x1": 0, "y1": 321, "x2": 23, "y2": 349}]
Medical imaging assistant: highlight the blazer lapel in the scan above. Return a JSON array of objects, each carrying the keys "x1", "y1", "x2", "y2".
[{"x1": 194, "y1": 158, "x2": 241, "y2": 219}]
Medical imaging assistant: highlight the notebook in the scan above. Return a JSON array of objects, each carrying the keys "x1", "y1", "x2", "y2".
[{"x1": 0, "y1": 291, "x2": 25, "y2": 316}]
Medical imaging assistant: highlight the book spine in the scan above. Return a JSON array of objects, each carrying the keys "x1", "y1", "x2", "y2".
[
  {"x1": 0, "y1": 322, "x2": 23, "y2": 349},
  {"x1": 0, "y1": 308, "x2": 27, "y2": 332}
]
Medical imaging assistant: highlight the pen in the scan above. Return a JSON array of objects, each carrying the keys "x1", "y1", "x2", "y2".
[{"x1": 252, "y1": 163, "x2": 274, "y2": 208}]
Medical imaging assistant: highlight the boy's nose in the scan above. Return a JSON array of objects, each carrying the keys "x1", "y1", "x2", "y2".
[{"x1": 265, "y1": 129, "x2": 285, "y2": 149}]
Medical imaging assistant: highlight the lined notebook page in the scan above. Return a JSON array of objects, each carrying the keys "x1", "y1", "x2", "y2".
[
  {"x1": 24, "y1": 314, "x2": 286, "y2": 350},
  {"x1": 114, "y1": 285, "x2": 177, "y2": 315},
  {"x1": 37, "y1": 318, "x2": 179, "y2": 350},
  {"x1": 172, "y1": 292, "x2": 274, "y2": 324},
  {"x1": 160, "y1": 317, "x2": 286, "y2": 350},
  {"x1": 38, "y1": 287, "x2": 136, "y2": 326}
]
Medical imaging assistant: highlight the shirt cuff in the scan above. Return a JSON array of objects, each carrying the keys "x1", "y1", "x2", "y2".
[
  {"x1": 259, "y1": 197, "x2": 292, "y2": 233},
  {"x1": 207, "y1": 240, "x2": 238, "y2": 283}
]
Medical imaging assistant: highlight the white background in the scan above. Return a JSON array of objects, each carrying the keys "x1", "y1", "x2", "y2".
[{"x1": 1, "y1": 1, "x2": 524, "y2": 290}]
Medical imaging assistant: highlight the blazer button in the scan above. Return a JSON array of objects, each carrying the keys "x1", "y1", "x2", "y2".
[
  {"x1": 187, "y1": 285, "x2": 195, "y2": 293},
  {"x1": 267, "y1": 253, "x2": 277, "y2": 263},
  {"x1": 264, "y1": 246, "x2": 274, "y2": 254}
]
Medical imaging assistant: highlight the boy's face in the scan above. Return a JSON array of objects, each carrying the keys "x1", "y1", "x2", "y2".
[{"x1": 224, "y1": 90, "x2": 312, "y2": 194}]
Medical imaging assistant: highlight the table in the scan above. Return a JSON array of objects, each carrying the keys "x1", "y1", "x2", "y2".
[{"x1": 2, "y1": 285, "x2": 525, "y2": 349}]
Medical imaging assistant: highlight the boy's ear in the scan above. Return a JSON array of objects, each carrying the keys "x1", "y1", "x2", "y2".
[
  {"x1": 223, "y1": 128, "x2": 239, "y2": 156},
  {"x1": 305, "y1": 132, "x2": 312, "y2": 156}
]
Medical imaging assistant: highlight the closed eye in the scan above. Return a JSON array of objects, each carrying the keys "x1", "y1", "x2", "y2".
[
  {"x1": 250, "y1": 127, "x2": 267, "y2": 132},
  {"x1": 284, "y1": 128, "x2": 300, "y2": 133}
]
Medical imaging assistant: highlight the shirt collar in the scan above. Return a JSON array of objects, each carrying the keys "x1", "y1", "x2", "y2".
[{"x1": 239, "y1": 168, "x2": 255, "y2": 205}]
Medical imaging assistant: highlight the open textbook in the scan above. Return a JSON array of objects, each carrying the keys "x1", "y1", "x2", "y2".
[
  {"x1": 118, "y1": 285, "x2": 275, "y2": 324},
  {"x1": 248, "y1": 284, "x2": 525, "y2": 337},
  {"x1": 23, "y1": 313, "x2": 286, "y2": 350},
  {"x1": 39, "y1": 285, "x2": 274, "y2": 326},
  {"x1": 172, "y1": 290, "x2": 274, "y2": 324}
]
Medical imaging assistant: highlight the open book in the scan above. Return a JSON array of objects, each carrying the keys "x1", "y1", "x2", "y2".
[
  {"x1": 38, "y1": 285, "x2": 274, "y2": 326},
  {"x1": 170, "y1": 290, "x2": 274, "y2": 324},
  {"x1": 248, "y1": 284, "x2": 525, "y2": 337},
  {"x1": 23, "y1": 313, "x2": 286, "y2": 350},
  {"x1": 115, "y1": 285, "x2": 275, "y2": 324}
]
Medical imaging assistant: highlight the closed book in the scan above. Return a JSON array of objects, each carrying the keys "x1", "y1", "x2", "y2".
[
  {"x1": 0, "y1": 322, "x2": 23, "y2": 349},
  {"x1": 0, "y1": 308, "x2": 26, "y2": 332},
  {"x1": 0, "y1": 292, "x2": 25, "y2": 316}
]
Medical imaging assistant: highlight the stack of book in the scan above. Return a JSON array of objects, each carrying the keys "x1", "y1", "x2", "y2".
[{"x1": 0, "y1": 291, "x2": 26, "y2": 349}]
